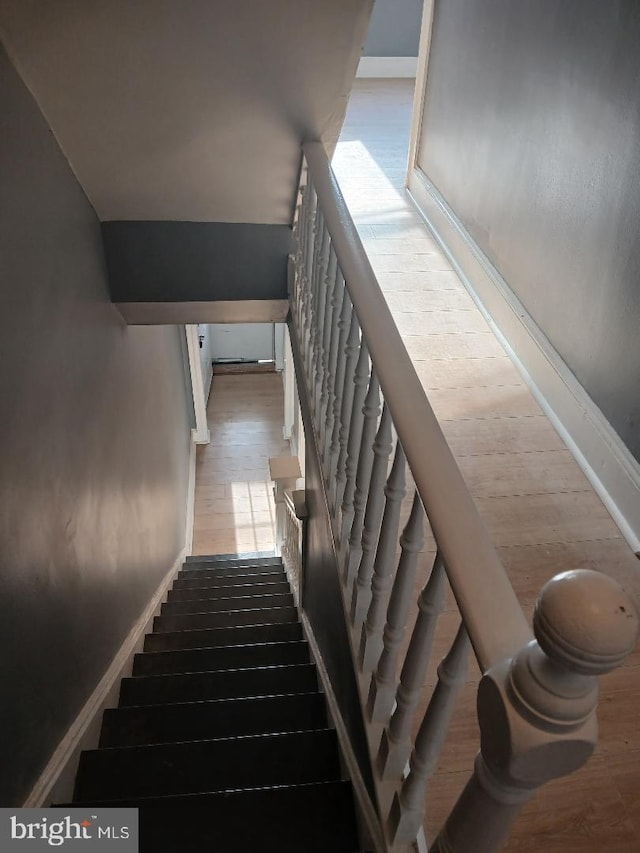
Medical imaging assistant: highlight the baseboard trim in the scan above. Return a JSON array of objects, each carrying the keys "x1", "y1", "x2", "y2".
[
  {"x1": 301, "y1": 612, "x2": 388, "y2": 853},
  {"x1": 356, "y1": 56, "x2": 418, "y2": 78},
  {"x1": 23, "y1": 548, "x2": 186, "y2": 807},
  {"x1": 408, "y1": 167, "x2": 640, "y2": 553}
]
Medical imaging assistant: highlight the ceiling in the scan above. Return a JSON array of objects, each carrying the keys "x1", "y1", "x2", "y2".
[{"x1": 0, "y1": 0, "x2": 372, "y2": 224}]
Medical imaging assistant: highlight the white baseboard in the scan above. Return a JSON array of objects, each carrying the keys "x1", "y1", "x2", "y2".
[
  {"x1": 408, "y1": 167, "x2": 640, "y2": 554},
  {"x1": 356, "y1": 56, "x2": 418, "y2": 78},
  {"x1": 23, "y1": 546, "x2": 186, "y2": 807}
]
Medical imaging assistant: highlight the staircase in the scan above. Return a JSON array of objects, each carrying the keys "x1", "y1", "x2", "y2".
[{"x1": 69, "y1": 553, "x2": 364, "y2": 852}]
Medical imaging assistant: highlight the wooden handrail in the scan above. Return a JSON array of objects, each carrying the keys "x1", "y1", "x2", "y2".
[{"x1": 303, "y1": 141, "x2": 532, "y2": 671}]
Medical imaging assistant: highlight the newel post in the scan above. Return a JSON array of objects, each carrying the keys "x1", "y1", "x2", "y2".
[{"x1": 431, "y1": 570, "x2": 639, "y2": 853}]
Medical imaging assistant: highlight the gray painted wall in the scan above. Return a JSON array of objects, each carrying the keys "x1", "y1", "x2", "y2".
[
  {"x1": 0, "y1": 0, "x2": 372, "y2": 225},
  {"x1": 417, "y1": 0, "x2": 640, "y2": 461},
  {"x1": 0, "y1": 45, "x2": 192, "y2": 805},
  {"x1": 102, "y1": 222, "x2": 292, "y2": 303},
  {"x1": 363, "y1": 0, "x2": 422, "y2": 56}
]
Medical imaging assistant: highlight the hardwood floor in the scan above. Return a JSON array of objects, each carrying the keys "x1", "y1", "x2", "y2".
[
  {"x1": 333, "y1": 80, "x2": 640, "y2": 851},
  {"x1": 192, "y1": 372, "x2": 289, "y2": 557},
  {"x1": 190, "y1": 80, "x2": 639, "y2": 853}
]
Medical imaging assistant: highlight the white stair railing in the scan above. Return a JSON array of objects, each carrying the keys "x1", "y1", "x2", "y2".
[
  {"x1": 287, "y1": 141, "x2": 640, "y2": 853},
  {"x1": 274, "y1": 484, "x2": 306, "y2": 606}
]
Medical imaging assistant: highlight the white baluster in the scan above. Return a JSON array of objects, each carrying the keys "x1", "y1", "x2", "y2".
[
  {"x1": 318, "y1": 244, "x2": 337, "y2": 447},
  {"x1": 368, "y1": 492, "x2": 425, "y2": 723},
  {"x1": 336, "y1": 336, "x2": 369, "y2": 528},
  {"x1": 298, "y1": 180, "x2": 313, "y2": 334},
  {"x1": 312, "y1": 219, "x2": 330, "y2": 422},
  {"x1": 307, "y1": 206, "x2": 323, "y2": 398},
  {"x1": 359, "y1": 442, "x2": 407, "y2": 672},
  {"x1": 388, "y1": 623, "x2": 470, "y2": 845},
  {"x1": 349, "y1": 408, "x2": 394, "y2": 620},
  {"x1": 342, "y1": 370, "x2": 381, "y2": 584},
  {"x1": 378, "y1": 553, "x2": 447, "y2": 779},
  {"x1": 431, "y1": 570, "x2": 639, "y2": 853},
  {"x1": 322, "y1": 267, "x2": 345, "y2": 477},
  {"x1": 330, "y1": 310, "x2": 360, "y2": 514},
  {"x1": 325, "y1": 284, "x2": 350, "y2": 480},
  {"x1": 300, "y1": 185, "x2": 316, "y2": 382}
]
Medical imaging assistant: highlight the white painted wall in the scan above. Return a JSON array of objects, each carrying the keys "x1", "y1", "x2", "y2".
[
  {"x1": 197, "y1": 323, "x2": 213, "y2": 402},
  {"x1": 209, "y1": 323, "x2": 275, "y2": 363}
]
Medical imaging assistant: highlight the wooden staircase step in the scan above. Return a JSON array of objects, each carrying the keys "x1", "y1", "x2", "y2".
[
  {"x1": 119, "y1": 663, "x2": 318, "y2": 706},
  {"x1": 68, "y1": 547, "x2": 363, "y2": 850},
  {"x1": 185, "y1": 551, "x2": 276, "y2": 564},
  {"x1": 132, "y1": 640, "x2": 309, "y2": 676},
  {"x1": 168, "y1": 579, "x2": 290, "y2": 599},
  {"x1": 160, "y1": 591, "x2": 294, "y2": 616},
  {"x1": 183, "y1": 556, "x2": 282, "y2": 570},
  {"x1": 74, "y1": 729, "x2": 341, "y2": 801},
  {"x1": 100, "y1": 692, "x2": 327, "y2": 747},
  {"x1": 153, "y1": 605, "x2": 298, "y2": 632},
  {"x1": 68, "y1": 781, "x2": 360, "y2": 852},
  {"x1": 179, "y1": 565, "x2": 285, "y2": 581},
  {"x1": 174, "y1": 568, "x2": 286, "y2": 585},
  {"x1": 143, "y1": 621, "x2": 303, "y2": 652}
]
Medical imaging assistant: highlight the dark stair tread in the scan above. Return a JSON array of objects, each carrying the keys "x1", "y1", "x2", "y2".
[
  {"x1": 160, "y1": 592, "x2": 294, "y2": 616},
  {"x1": 183, "y1": 557, "x2": 282, "y2": 571},
  {"x1": 179, "y1": 565, "x2": 285, "y2": 580},
  {"x1": 120, "y1": 662, "x2": 318, "y2": 705},
  {"x1": 174, "y1": 569, "x2": 286, "y2": 586},
  {"x1": 132, "y1": 640, "x2": 309, "y2": 676},
  {"x1": 100, "y1": 692, "x2": 327, "y2": 747},
  {"x1": 153, "y1": 605, "x2": 298, "y2": 632},
  {"x1": 74, "y1": 729, "x2": 341, "y2": 801},
  {"x1": 67, "y1": 782, "x2": 360, "y2": 852},
  {"x1": 143, "y1": 621, "x2": 302, "y2": 652},
  {"x1": 167, "y1": 579, "x2": 290, "y2": 599},
  {"x1": 185, "y1": 551, "x2": 276, "y2": 564}
]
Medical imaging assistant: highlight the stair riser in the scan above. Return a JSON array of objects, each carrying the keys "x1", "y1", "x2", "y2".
[
  {"x1": 74, "y1": 729, "x2": 340, "y2": 801},
  {"x1": 68, "y1": 783, "x2": 359, "y2": 853},
  {"x1": 184, "y1": 556, "x2": 281, "y2": 569},
  {"x1": 143, "y1": 622, "x2": 303, "y2": 652},
  {"x1": 173, "y1": 571, "x2": 286, "y2": 588},
  {"x1": 100, "y1": 693, "x2": 327, "y2": 747},
  {"x1": 132, "y1": 641, "x2": 309, "y2": 676},
  {"x1": 179, "y1": 566, "x2": 285, "y2": 581},
  {"x1": 120, "y1": 664, "x2": 318, "y2": 706},
  {"x1": 153, "y1": 606, "x2": 298, "y2": 632},
  {"x1": 167, "y1": 581, "x2": 290, "y2": 600},
  {"x1": 161, "y1": 593, "x2": 294, "y2": 616}
]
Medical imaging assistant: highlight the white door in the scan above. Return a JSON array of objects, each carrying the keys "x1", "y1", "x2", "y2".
[{"x1": 209, "y1": 323, "x2": 275, "y2": 363}]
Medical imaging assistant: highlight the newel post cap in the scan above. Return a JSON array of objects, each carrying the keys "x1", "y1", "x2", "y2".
[{"x1": 534, "y1": 570, "x2": 639, "y2": 675}]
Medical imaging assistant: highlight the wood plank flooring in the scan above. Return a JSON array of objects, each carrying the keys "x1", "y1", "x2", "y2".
[
  {"x1": 192, "y1": 373, "x2": 289, "y2": 556},
  {"x1": 333, "y1": 80, "x2": 640, "y2": 852}
]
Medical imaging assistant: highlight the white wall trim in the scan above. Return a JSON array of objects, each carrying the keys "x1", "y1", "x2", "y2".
[
  {"x1": 116, "y1": 300, "x2": 288, "y2": 325},
  {"x1": 356, "y1": 56, "x2": 418, "y2": 78},
  {"x1": 300, "y1": 612, "x2": 387, "y2": 853},
  {"x1": 184, "y1": 435, "x2": 197, "y2": 556},
  {"x1": 23, "y1": 547, "x2": 186, "y2": 807},
  {"x1": 408, "y1": 168, "x2": 640, "y2": 554},
  {"x1": 186, "y1": 324, "x2": 210, "y2": 445},
  {"x1": 407, "y1": 0, "x2": 435, "y2": 182},
  {"x1": 283, "y1": 326, "x2": 295, "y2": 441}
]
